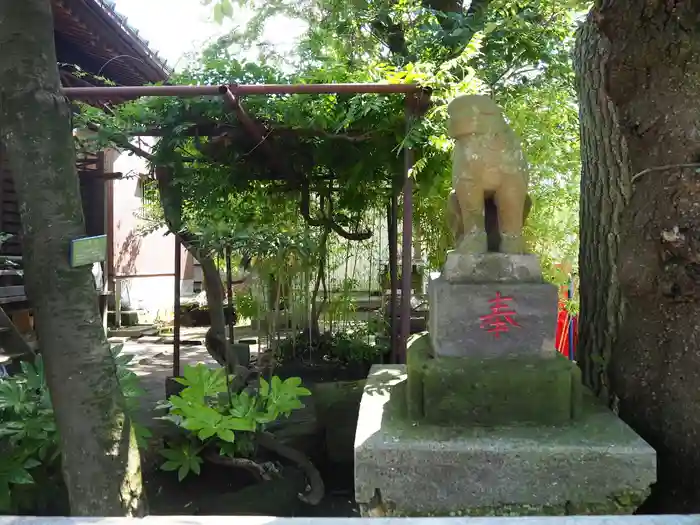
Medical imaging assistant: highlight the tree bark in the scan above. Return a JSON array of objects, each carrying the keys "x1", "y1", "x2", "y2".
[
  {"x1": 200, "y1": 255, "x2": 233, "y2": 366},
  {"x1": 577, "y1": 1, "x2": 700, "y2": 512},
  {"x1": 154, "y1": 166, "x2": 235, "y2": 368},
  {"x1": 573, "y1": 17, "x2": 631, "y2": 406},
  {"x1": 0, "y1": 0, "x2": 144, "y2": 516}
]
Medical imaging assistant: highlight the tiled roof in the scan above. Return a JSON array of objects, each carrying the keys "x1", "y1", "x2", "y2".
[{"x1": 53, "y1": 0, "x2": 172, "y2": 85}]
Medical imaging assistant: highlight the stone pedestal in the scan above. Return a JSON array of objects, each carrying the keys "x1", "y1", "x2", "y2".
[
  {"x1": 354, "y1": 252, "x2": 656, "y2": 516},
  {"x1": 354, "y1": 363, "x2": 656, "y2": 517},
  {"x1": 407, "y1": 333, "x2": 580, "y2": 426},
  {"x1": 443, "y1": 252, "x2": 543, "y2": 284},
  {"x1": 429, "y1": 277, "x2": 558, "y2": 358}
]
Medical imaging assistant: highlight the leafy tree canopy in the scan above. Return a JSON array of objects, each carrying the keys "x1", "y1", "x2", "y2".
[{"x1": 78, "y1": 0, "x2": 588, "y2": 282}]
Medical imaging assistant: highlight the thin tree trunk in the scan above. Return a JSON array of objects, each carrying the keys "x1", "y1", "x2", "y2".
[
  {"x1": 200, "y1": 255, "x2": 234, "y2": 366},
  {"x1": 309, "y1": 228, "x2": 329, "y2": 340},
  {"x1": 577, "y1": 1, "x2": 700, "y2": 512},
  {"x1": 0, "y1": 0, "x2": 144, "y2": 516},
  {"x1": 154, "y1": 167, "x2": 235, "y2": 368},
  {"x1": 573, "y1": 17, "x2": 631, "y2": 406}
]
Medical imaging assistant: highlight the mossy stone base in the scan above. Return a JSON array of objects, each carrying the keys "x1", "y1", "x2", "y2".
[
  {"x1": 360, "y1": 490, "x2": 650, "y2": 517},
  {"x1": 406, "y1": 332, "x2": 581, "y2": 426},
  {"x1": 355, "y1": 365, "x2": 656, "y2": 517},
  {"x1": 310, "y1": 380, "x2": 365, "y2": 463}
]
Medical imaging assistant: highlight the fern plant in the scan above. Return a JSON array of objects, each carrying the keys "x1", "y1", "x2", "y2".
[{"x1": 0, "y1": 344, "x2": 148, "y2": 513}]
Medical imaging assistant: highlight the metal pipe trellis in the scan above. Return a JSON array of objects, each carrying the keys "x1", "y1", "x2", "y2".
[
  {"x1": 62, "y1": 82, "x2": 428, "y2": 371},
  {"x1": 62, "y1": 83, "x2": 425, "y2": 99}
]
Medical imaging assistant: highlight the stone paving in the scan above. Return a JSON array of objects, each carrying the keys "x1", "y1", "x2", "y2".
[{"x1": 112, "y1": 325, "x2": 266, "y2": 429}]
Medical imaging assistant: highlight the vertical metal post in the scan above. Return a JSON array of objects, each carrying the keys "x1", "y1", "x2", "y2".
[
  {"x1": 568, "y1": 277, "x2": 575, "y2": 361},
  {"x1": 114, "y1": 279, "x2": 122, "y2": 328},
  {"x1": 388, "y1": 199, "x2": 399, "y2": 362},
  {"x1": 173, "y1": 236, "x2": 182, "y2": 377},
  {"x1": 106, "y1": 177, "x2": 115, "y2": 328},
  {"x1": 400, "y1": 106, "x2": 415, "y2": 364},
  {"x1": 226, "y1": 247, "x2": 235, "y2": 345}
]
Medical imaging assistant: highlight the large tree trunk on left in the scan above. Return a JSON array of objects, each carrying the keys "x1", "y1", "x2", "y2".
[
  {"x1": 577, "y1": 0, "x2": 700, "y2": 512},
  {"x1": 0, "y1": 0, "x2": 145, "y2": 516}
]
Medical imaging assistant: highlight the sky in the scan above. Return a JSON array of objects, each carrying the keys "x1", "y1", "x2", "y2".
[{"x1": 113, "y1": 0, "x2": 306, "y2": 71}]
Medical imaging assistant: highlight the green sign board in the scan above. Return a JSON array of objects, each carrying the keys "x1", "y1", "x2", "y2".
[{"x1": 70, "y1": 235, "x2": 107, "y2": 268}]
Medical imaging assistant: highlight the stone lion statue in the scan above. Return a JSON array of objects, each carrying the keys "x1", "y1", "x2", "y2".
[{"x1": 446, "y1": 94, "x2": 531, "y2": 254}]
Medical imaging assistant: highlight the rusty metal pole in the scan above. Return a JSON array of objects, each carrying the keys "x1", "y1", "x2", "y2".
[
  {"x1": 62, "y1": 83, "x2": 424, "y2": 100},
  {"x1": 388, "y1": 195, "x2": 399, "y2": 362},
  {"x1": 225, "y1": 247, "x2": 235, "y2": 345},
  {"x1": 173, "y1": 236, "x2": 182, "y2": 377},
  {"x1": 399, "y1": 106, "x2": 415, "y2": 364}
]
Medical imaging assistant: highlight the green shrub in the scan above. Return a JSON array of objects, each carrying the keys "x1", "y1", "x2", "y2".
[
  {"x1": 156, "y1": 364, "x2": 310, "y2": 481},
  {"x1": 274, "y1": 328, "x2": 387, "y2": 365},
  {"x1": 0, "y1": 344, "x2": 147, "y2": 513}
]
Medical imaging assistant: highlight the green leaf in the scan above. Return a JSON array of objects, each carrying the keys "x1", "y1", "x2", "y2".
[
  {"x1": 259, "y1": 377, "x2": 270, "y2": 397},
  {"x1": 177, "y1": 463, "x2": 190, "y2": 481},
  {"x1": 190, "y1": 457, "x2": 202, "y2": 475},
  {"x1": 23, "y1": 458, "x2": 41, "y2": 470},
  {"x1": 198, "y1": 427, "x2": 216, "y2": 440},
  {"x1": 213, "y1": 3, "x2": 224, "y2": 24},
  {"x1": 217, "y1": 428, "x2": 236, "y2": 442},
  {"x1": 295, "y1": 386, "x2": 312, "y2": 397},
  {"x1": 284, "y1": 376, "x2": 302, "y2": 388},
  {"x1": 220, "y1": 0, "x2": 233, "y2": 18},
  {"x1": 159, "y1": 448, "x2": 183, "y2": 461},
  {"x1": 161, "y1": 461, "x2": 180, "y2": 472},
  {"x1": 8, "y1": 468, "x2": 34, "y2": 485}
]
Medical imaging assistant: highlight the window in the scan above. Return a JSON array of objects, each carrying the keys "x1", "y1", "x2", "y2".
[{"x1": 135, "y1": 177, "x2": 159, "y2": 221}]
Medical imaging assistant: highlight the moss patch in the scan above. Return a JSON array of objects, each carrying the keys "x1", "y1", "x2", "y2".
[
  {"x1": 406, "y1": 332, "x2": 430, "y2": 420},
  {"x1": 406, "y1": 332, "x2": 582, "y2": 426},
  {"x1": 365, "y1": 488, "x2": 648, "y2": 517}
]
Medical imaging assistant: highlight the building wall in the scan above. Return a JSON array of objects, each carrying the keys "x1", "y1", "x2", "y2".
[{"x1": 110, "y1": 142, "x2": 192, "y2": 319}]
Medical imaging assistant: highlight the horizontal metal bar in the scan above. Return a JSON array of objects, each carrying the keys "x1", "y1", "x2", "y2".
[
  {"x1": 114, "y1": 273, "x2": 176, "y2": 279},
  {"x1": 62, "y1": 82, "x2": 424, "y2": 100},
  {"x1": 64, "y1": 85, "x2": 222, "y2": 98}
]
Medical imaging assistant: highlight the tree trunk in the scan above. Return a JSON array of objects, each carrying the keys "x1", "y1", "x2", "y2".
[
  {"x1": 154, "y1": 166, "x2": 235, "y2": 368},
  {"x1": 200, "y1": 255, "x2": 233, "y2": 366},
  {"x1": 0, "y1": 0, "x2": 144, "y2": 516},
  {"x1": 573, "y1": 17, "x2": 631, "y2": 406},
  {"x1": 577, "y1": 1, "x2": 700, "y2": 512}
]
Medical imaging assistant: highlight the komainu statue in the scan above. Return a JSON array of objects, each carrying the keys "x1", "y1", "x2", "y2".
[{"x1": 446, "y1": 94, "x2": 531, "y2": 254}]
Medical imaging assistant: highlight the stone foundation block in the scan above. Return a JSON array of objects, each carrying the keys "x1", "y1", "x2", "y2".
[
  {"x1": 428, "y1": 276, "x2": 558, "y2": 358},
  {"x1": 354, "y1": 365, "x2": 656, "y2": 517},
  {"x1": 407, "y1": 333, "x2": 581, "y2": 426},
  {"x1": 443, "y1": 252, "x2": 544, "y2": 284}
]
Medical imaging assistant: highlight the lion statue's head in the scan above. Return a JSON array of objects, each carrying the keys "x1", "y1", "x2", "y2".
[{"x1": 447, "y1": 94, "x2": 512, "y2": 139}]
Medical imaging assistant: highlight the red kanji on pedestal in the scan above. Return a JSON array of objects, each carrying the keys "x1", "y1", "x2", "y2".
[{"x1": 479, "y1": 291, "x2": 520, "y2": 339}]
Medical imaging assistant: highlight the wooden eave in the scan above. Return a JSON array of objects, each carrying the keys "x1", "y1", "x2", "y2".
[{"x1": 52, "y1": 0, "x2": 171, "y2": 86}]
